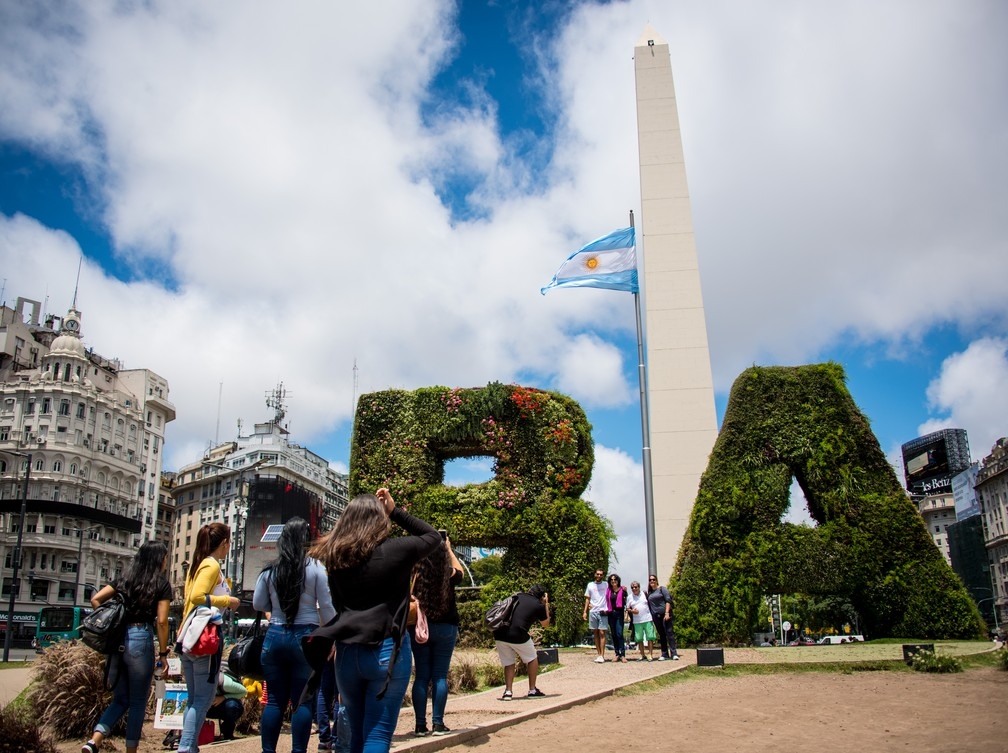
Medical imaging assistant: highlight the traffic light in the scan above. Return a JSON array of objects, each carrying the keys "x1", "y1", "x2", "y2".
[{"x1": 770, "y1": 595, "x2": 781, "y2": 631}]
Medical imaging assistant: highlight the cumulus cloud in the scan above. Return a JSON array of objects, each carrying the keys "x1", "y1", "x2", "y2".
[
  {"x1": 919, "y1": 338, "x2": 1008, "y2": 461},
  {"x1": 1, "y1": 0, "x2": 1006, "y2": 516},
  {"x1": 584, "y1": 445, "x2": 648, "y2": 582}
]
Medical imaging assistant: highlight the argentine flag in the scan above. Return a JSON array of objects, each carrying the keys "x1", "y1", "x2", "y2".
[{"x1": 540, "y1": 227, "x2": 638, "y2": 295}]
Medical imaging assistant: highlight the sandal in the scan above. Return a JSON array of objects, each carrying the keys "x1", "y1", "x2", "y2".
[{"x1": 500, "y1": 689, "x2": 513, "y2": 701}]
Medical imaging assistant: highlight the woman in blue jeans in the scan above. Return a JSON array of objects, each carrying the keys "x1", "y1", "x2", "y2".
[
  {"x1": 254, "y1": 517, "x2": 336, "y2": 753},
  {"x1": 309, "y1": 488, "x2": 441, "y2": 753},
  {"x1": 82, "y1": 541, "x2": 172, "y2": 753},
  {"x1": 409, "y1": 533, "x2": 463, "y2": 736}
]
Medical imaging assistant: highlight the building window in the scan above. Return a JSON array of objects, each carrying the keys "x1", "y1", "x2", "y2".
[
  {"x1": 76, "y1": 403, "x2": 85, "y2": 419},
  {"x1": 59, "y1": 399, "x2": 70, "y2": 416},
  {"x1": 26, "y1": 400, "x2": 35, "y2": 415},
  {"x1": 41, "y1": 398, "x2": 51, "y2": 414},
  {"x1": 34, "y1": 458, "x2": 44, "y2": 472},
  {"x1": 44, "y1": 524, "x2": 56, "y2": 534},
  {"x1": 30, "y1": 579, "x2": 49, "y2": 602},
  {"x1": 0, "y1": 427, "x2": 8, "y2": 442},
  {"x1": 58, "y1": 582, "x2": 75, "y2": 601},
  {"x1": 52, "y1": 460, "x2": 62, "y2": 473}
]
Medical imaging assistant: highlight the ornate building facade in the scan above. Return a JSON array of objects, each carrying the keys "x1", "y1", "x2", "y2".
[{"x1": 0, "y1": 296, "x2": 174, "y2": 644}]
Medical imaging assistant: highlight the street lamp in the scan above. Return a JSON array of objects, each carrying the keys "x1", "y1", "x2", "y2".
[
  {"x1": 73, "y1": 525, "x2": 101, "y2": 607},
  {"x1": 2, "y1": 450, "x2": 32, "y2": 663},
  {"x1": 200, "y1": 458, "x2": 265, "y2": 592}
]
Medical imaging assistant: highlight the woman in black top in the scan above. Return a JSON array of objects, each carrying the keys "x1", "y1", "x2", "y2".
[
  {"x1": 309, "y1": 488, "x2": 440, "y2": 753},
  {"x1": 82, "y1": 540, "x2": 172, "y2": 753},
  {"x1": 409, "y1": 533, "x2": 464, "y2": 736}
]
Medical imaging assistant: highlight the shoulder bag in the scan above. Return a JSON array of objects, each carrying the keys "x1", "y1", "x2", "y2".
[{"x1": 228, "y1": 612, "x2": 266, "y2": 680}]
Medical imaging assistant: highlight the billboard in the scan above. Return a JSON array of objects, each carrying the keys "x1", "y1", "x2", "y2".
[{"x1": 902, "y1": 429, "x2": 971, "y2": 496}]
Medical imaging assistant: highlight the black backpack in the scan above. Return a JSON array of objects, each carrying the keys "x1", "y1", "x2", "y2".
[
  {"x1": 80, "y1": 592, "x2": 128, "y2": 654},
  {"x1": 484, "y1": 595, "x2": 519, "y2": 631}
]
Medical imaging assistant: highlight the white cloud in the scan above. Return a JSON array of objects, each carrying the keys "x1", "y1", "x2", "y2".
[
  {"x1": 0, "y1": 0, "x2": 1005, "y2": 488},
  {"x1": 919, "y1": 338, "x2": 1008, "y2": 461},
  {"x1": 584, "y1": 445, "x2": 648, "y2": 582}
]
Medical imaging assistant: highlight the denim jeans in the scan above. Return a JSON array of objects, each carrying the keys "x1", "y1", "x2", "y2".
[
  {"x1": 607, "y1": 609, "x2": 626, "y2": 657},
  {"x1": 335, "y1": 635, "x2": 412, "y2": 753},
  {"x1": 178, "y1": 652, "x2": 217, "y2": 753},
  {"x1": 317, "y1": 660, "x2": 350, "y2": 752},
  {"x1": 411, "y1": 623, "x2": 457, "y2": 727},
  {"x1": 317, "y1": 659, "x2": 336, "y2": 744},
  {"x1": 261, "y1": 623, "x2": 316, "y2": 753},
  {"x1": 204, "y1": 698, "x2": 243, "y2": 738},
  {"x1": 94, "y1": 625, "x2": 155, "y2": 748}
]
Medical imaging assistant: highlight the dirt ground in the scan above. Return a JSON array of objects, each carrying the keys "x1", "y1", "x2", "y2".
[
  {"x1": 458, "y1": 668, "x2": 1008, "y2": 753},
  {"x1": 53, "y1": 666, "x2": 1008, "y2": 753}
]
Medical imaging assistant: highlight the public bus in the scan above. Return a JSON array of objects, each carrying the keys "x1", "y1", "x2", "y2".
[{"x1": 35, "y1": 605, "x2": 91, "y2": 648}]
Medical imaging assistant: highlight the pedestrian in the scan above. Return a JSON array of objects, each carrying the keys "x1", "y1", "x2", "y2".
[
  {"x1": 204, "y1": 671, "x2": 247, "y2": 740},
  {"x1": 605, "y1": 574, "x2": 628, "y2": 662},
  {"x1": 307, "y1": 488, "x2": 441, "y2": 753},
  {"x1": 582, "y1": 568, "x2": 608, "y2": 663},
  {"x1": 176, "y1": 523, "x2": 240, "y2": 753},
  {"x1": 492, "y1": 584, "x2": 550, "y2": 700},
  {"x1": 81, "y1": 541, "x2": 172, "y2": 753},
  {"x1": 626, "y1": 580, "x2": 657, "y2": 661},
  {"x1": 410, "y1": 531, "x2": 464, "y2": 737},
  {"x1": 646, "y1": 574, "x2": 679, "y2": 660},
  {"x1": 253, "y1": 517, "x2": 336, "y2": 753}
]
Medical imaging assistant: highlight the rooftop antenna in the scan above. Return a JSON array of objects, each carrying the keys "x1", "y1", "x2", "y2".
[
  {"x1": 215, "y1": 382, "x2": 223, "y2": 445},
  {"x1": 72, "y1": 255, "x2": 83, "y2": 309},
  {"x1": 351, "y1": 358, "x2": 358, "y2": 451},
  {"x1": 266, "y1": 381, "x2": 288, "y2": 428}
]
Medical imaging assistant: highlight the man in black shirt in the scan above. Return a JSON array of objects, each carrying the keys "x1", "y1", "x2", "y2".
[{"x1": 492, "y1": 584, "x2": 550, "y2": 700}]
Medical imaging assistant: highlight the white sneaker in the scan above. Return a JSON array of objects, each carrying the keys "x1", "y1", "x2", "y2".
[
  {"x1": 594, "y1": 656, "x2": 605, "y2": 663},
  {"x1": 672, "y1": 655, "x2": 680, "y2": 660}
]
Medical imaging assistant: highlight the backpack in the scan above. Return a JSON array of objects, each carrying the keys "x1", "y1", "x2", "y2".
[
  {"x1": 484, "y1": 595, "x2": 519, "y2": 631},
  {"x1": 80, "y1": 592, "x2": 128, "y2": 654}
]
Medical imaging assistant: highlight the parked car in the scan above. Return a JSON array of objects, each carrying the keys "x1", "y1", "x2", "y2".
[
  {"x1": 788, "y1": 636, "x2": 816, "y2": 646},
  {"x1": 817, "y1": 634, "x2": 864, "y2": 645}
]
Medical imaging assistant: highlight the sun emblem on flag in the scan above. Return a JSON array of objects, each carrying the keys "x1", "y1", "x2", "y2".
[{"x1": 584, "y1": 255, "x2": 600, "y2": 270}]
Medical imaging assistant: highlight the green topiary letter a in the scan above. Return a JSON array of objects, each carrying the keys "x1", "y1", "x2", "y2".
[{"x1": 672, "y1": 363, "x2": 984, "y2": 645}]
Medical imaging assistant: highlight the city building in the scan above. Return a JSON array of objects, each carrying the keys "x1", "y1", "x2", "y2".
[
  {"x1": 168, "y1": 385, "x2": 348, "y2": 609},
  {"x1": 901, "y1": 429, "x2": 972, "y2": 566},
  {"x1": 0, "y1": 296, "x2": 174, "y2": 645},
  {"x1": 975, "y1": 437, "x2": 1008, "y2": 629}
]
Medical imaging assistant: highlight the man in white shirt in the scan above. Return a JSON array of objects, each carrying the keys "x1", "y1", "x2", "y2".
[{"x1": 582, "y1": 569, "x2": 609, "y2": 663}]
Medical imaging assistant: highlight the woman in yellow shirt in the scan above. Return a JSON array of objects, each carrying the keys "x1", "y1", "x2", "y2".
[{"x1": 177, "y1": 522, "x2": 240, "y2": 753}]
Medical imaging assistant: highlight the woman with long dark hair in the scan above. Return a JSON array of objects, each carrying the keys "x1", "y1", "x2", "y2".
[
  {"x1": 605, "y1": 573, "x2": 628, "y2": 662},
  {"x1": 308, "y1": 488, "x2": 440, "y2": 753},
  {"x1": 81, "y1": 540, "x2": 171, "y2": 753},
  {"x1": 253, "y1": 517, "x2": 335, "y2": 753},
  {"x1": 409, "y1": 534, "x2": 463, "y2": 736},
  {"x1": 177, "y1": 522, "x2": 239, "y2": 753}
]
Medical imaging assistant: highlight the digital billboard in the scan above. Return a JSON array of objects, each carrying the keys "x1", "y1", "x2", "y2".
[{"x1": 901, "y1": 429, "x2": 971, "y2": 496}]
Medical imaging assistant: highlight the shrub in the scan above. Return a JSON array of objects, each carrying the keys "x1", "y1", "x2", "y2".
[
  {"x1": 996, "y1": 647, "x2": 1008, "y2": 671},
  {"x1": 910, "y1": 649, "x2": 962, "y2": 673},
  {"x1": 27, "y1": 640, "x2": 113, "y2": 739},
  {"x1": 448, "y1": 657, "x2": 480, "y2": 692},
  {"x1": 0, "y1": 702, "x2": 58, "y2": 752}
]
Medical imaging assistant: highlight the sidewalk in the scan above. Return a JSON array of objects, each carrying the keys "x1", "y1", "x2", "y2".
[{"x1": 216, "y1": 649, "x2": 691, "y2": 753}]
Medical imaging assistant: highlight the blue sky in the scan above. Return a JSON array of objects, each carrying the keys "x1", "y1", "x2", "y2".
[{"x1": 2, "y1": 1, "x2": 1007, "y2": 582}]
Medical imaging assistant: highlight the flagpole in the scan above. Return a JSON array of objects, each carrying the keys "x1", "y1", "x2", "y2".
[{"x1": 630, "y1": 210, "x2": 658, "y2": 576}]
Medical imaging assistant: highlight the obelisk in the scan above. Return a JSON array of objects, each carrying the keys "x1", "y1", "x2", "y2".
[{"x1": 634, "y1": 25, "x2": 718, "y2": 580}]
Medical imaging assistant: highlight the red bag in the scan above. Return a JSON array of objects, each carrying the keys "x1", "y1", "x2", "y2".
[
  {"x1": 190, "y1": 623, "x2": 220, "y2": 656},
  {"x1": 198, "y1": 720, "x2": 215, "y2": 745}
]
